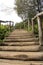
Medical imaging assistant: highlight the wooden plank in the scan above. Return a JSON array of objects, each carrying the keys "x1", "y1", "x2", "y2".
[
  {"x1": 31, "y1": 19, "x2": 34, "y2": 34},
  {"x1": 3, "y1": 42, "x2": 39, "y2": 46},
  {"x1": 1, "y1": 59, "x2": 43, "y2": 65},
  {"x1": 0, "y1": 45, "x2": 40, "y2": 51},
  {"x1": 9, "y1": 34, "x2": 33, "y2": 37},
  {"x1": 8, "y1": 35, "x2": 33, "y2": 38},
  {"x1": 37, "y1": 16, "x2": 42, "y2": 45},
  {"x1": 0, "y1": 52, "x2": 43, "y2": 60},
  {"x1": 9, "y1": 35, "x2": 33, "y2": 38},
  {"x1": 0, "y1": 59, "x2": 43, "y2": 65},
  {"x1": 32, "y1": 12, "x2": 43, "y2": 20},
  {"x1": 4, "y1": 38, "x2": 39, "y2": 42}
]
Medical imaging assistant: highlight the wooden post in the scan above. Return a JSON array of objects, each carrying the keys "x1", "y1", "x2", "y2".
[
  {"x1": 0, "y1": 21, "x2": 1, "y2": 25},
  {"x1": 32, "y1": 19, "x2": 34, "y2": 34},
  {"x1": 20, "y1": 23, "x2": 21, "y2": 30},
  {"x1": 12, "y1": 22, "x2": 14, "y2": 27},
  {"x1": 28, "y1": 19, "x2": 30, "y2": 31},
  {"x1": 12, "y1": 22, "x2": 13, "y2": 26},
  {"x1": 37, "y1": 16, "x2": 42, "y2": 46},
  {"x1": 9, "y1": 21, "x2": 11, "y2": 31},
  {"x1": 24, "y1": 22, "x2": 25, "y2": 29}
]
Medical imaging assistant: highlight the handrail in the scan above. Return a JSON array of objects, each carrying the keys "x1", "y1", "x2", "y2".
[
  {"x1": 32, "y1": 12, "x2": 43, "y2": 46},
  {"x1": 32, "y1": 12, "x2": 43, "y2": 20}
]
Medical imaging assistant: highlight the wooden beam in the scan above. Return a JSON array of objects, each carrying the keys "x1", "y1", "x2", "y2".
[
  {"x1": 37, "y1": 16, "x2": 42, "y2": 46},
  {"x1": 28, "y1": 19, "x2": 30, "y2": 31},
  {"x1": 9, "y1": 21, "x2": 11, "y2": 31},
  {"x1": 12, "y1": 22, "x2": 14, "y2": 26},
  {"x1": 0, "y1": 51, "x2": 43, "y2": 60},
  {"x1": 24, "y1": 22, "x2": 25, "y2": 29},
  {"x1": 0, "y1": 45, "x2": 40, "y2": 52},
  {"x1": 0, "y1": 22, "x2": 1, "y2": 25},
  {"x1": 31, "y1": 19, "x2": 34, "y2": 34},
  {"x1": 32, "y1": 12, "x2": 43, "y2": 20}
]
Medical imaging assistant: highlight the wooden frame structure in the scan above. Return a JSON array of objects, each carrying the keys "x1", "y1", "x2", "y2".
[
  {"x1": 32, "y1": 12, "x2": 43, "y2": 46},
  {"x1": 0, "y1": 20, "x2": 14, "y2": 31}
]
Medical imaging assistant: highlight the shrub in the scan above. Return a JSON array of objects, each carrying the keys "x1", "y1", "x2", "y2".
[{"x1": 0, "y1": 25, "x2": 10, "y2": 40}]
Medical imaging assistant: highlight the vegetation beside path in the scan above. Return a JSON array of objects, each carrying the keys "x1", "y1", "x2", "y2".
[{"x1": 0, "y1": 24, "x2": 13, "y2": 42}]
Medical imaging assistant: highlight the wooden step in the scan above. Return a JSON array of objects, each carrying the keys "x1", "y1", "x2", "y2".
[
  {"x1": 0, "y1": 59, "x2": 43, "y2": 65},
  {"x1": 2, "y1": 42, "x2": 39, "y2": 46},
  {"x1": 6, "y1": 36, "x2": 34, "y2": 39},
  {"x1": 0, "y1": 62, "x2": 14, "y2": 65},
  {"x1": 9, "y1": 33, "x2": 33, "y2": 36},
  {"x1": 11, "y1": 33, "x2": 31, "y2": 34},
  {"x1": 10, "y1": 34, "x2": 32, "y2": 36},
  {"x1": 0, "y1": 51, "x2": 43, "y2": 60},
  {"x1": 9, "y1": 32, "x2": 32, "y2": 34},
  {"x1": 0, "y1": 45, "x2": 40, "y2": 52},
  {"x1": 8, "y1": 35, "x2": 34, "y2": 38},
  {"x1": 4, "y1": 38, "x2": 38, "y2": 42}
]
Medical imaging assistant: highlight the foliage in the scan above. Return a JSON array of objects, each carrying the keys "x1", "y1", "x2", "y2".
[
  {"x1": 15, "y1": 22, "x2": 24, "y2": 29},
  {"x1": 34, "y1": 24, "x2": 38, "y2": 34},
  {"x1": 15, "y1": 23, "x2": 21, "y2": 29},
  {"x1": 33, "y1": 19, "x2": 38, "y2": 34},
  {"x1": 15, "y1": 20, "x2": 32, "y2": 32},
  {"x1": 15, "y1": 20, "x2": 38, "y2": 34},
  {"x1": 15, "y1": 0, "x2": 37, "y2": 20},
  {"x1": 15, "y1": 0, "x2": 42, "y2": 35},
  {"x1": 0, "y1": 25, "x2": 10, "y2": 40}
]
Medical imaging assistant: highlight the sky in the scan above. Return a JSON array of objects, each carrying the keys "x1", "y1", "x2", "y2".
[{"x1": 0, "y1": 0, "x2": 22, "y2": 25}]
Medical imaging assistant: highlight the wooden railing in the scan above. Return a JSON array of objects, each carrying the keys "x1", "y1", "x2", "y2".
[
  {"x1": 0, "y1": 20, "x2": 14, "y2": 31},
  {"x1": 32, "y1": 12, "x2": 43, "y2": 46}
]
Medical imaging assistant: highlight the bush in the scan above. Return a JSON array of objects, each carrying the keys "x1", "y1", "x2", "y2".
[
  {"x1": 0, "y1": 25, "x2": 10, "y2": 40},
  {"x1": 15, "y1": 22, "x2": 24, "y2": 29},
  {"x1": 34, "y1": 23, "x2": 38, "y2": 34}
]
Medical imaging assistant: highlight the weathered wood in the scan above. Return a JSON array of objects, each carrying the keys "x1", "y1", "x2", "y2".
[
  {"x1": 4, "y1": 38, "x2": 38, "y2": 42},
  {"x1": 37, "y1": 16, "x2": 42, "y2": 46},
  {"x1": 3, "y1": 42, "x2": 39, "y2": 46},
  {"x1": 32, "y1": 12, "x2": 43, "y2": 20},
  {"x1": 0, "y1": 52, "x2": 43, "y2": 60},
  {"x1": 0, "y1": 22, "x2": 1, "y2": 25},
  {"x1": 12, "y1": 22, "x2": 14, "y2": 26},
  {"x1": 32, "y1": 19, "x2": 34, "y2": 34},
  {"x1": 0, "y1": 59, "x2": 43, "y2": 65},
  {"x1": 23, "y1": 22, "x2": 25, "y2": 29},
  {"x1": 9, "y1": 21, "x2": 11, "y2": 30},
  {"x1": 0, "y1": 45, "x2": 40, "y2": 51},
  {"x1": 11, "y1": 22, "x2": 14, "y2": 30},
  {"x1": 8, "y1": 35, "x2": 34, "y2": 38},
  {"x1": 28, "y1": 19, "x2": 30, "y2": 31},
  {"x1": 9, "y1": 33, "x2": 33, "y2": 36}
]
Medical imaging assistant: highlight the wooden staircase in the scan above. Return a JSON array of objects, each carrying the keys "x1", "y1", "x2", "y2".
[{"x1": 0, "y1": 29, "x2": 43, "y2": 65}]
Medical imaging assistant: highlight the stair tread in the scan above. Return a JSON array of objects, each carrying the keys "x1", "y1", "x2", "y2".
[
  {"x1": 0, "y1": 29, "x2": 41, "y2": 62},
  {"x1": 0, "y1": 45, "x2": 40, "y2": 51},
  {"x1": 0, "y1": 51, "x2": 43, "y2": 60},
  {"x1": 0, "y1": 59, "x2": 43, "y2": 65},
  {"x1": 6, "y1": 36, "x2": 34, "y2": 39},
  {"x1": 4, "y1": 38, "x2": 38, "y2": 42},
  {"x1": 3, "y1": 42, "x2": 39, "y2": 46}
]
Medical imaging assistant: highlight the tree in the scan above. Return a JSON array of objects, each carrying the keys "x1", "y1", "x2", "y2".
[
  {"x1": 33, "y1": 0, "x2": 43, "y2": 13},
  {"x1": 15, "y1": 0, "x2": 37, "y2": 20}
]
